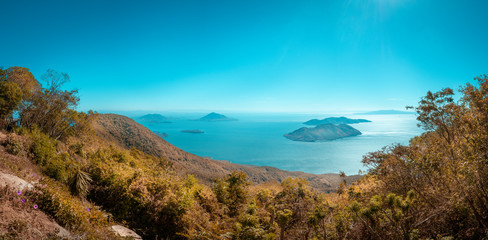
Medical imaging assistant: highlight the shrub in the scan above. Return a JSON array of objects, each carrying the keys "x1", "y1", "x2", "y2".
[
  {"x1": 29, "y1": 128, "x2": 56, "y2": 166},
  {"x1": 70, "y1": 168, "x2": 92, "y2": 198},
  {"x1": 4, "y1": 134, "x2": 25, "y2": 156},
  {"x1": 44, "y1": 153, "x2": 77, "y2": 184},
  {"x1": 29, "y1": 178, "x2": 112, "y2": 238},
  {"x1": 69, "y1": 142, "x2": 85, "y2": 157}
]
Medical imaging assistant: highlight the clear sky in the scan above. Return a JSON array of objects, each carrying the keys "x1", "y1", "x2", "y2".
[{"x1": 1, "y1": 0, "x2": 487, "y2": 113}]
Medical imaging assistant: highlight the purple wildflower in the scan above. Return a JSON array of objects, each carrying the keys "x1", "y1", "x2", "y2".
[
  {"x1": 16, "y1": 190, "x2": 21, "y2": 195},
  {"x1": 33, "y1": 173, "x2": 37, "y2": 176},
  {"x1": 86, "y1": 207, "x2": 90, "y2": 212},
  {"x1": 20, "y1": 199, "x2": 25, "y2": 203},
  {"x1": 33, "y1": 204, "x2": 38, "y2": 209}
]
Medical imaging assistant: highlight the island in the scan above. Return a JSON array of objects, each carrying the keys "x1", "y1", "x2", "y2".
[
  {"x1": 154, "y1": 131, "x2": 169, "y2": 138},
  {"x1": 181, "y1": 129, "x2": 204, "y2": 134},
  {"x1": 137, "y1": 114, "x2": 172, "y2": 123},
  {"x1": 303, "y1": 116, "x2": 371, "y2": 125},
  {"x1": 196, "y1": 112, "x2": 237, "y2": 122},
  {"x1": 284, "y1": 124, "x2": 361, "y2": 142}
]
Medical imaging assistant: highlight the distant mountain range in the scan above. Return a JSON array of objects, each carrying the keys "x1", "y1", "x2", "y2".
[
  {"x1": 304, "y1": 116, "x2": 371, "y2": 125},
  {"x1": 197, "y1": 112, "x2": 237, "y2": 122},
  {"x1": 284, "y1": 124, "x2": 362, "y2": 142},
  {"x1": 137, "y1": 114, "x2": 172, "y2": 123},
  {"x1": 357, "y1": 110, "x2": 415, "y2": 115}
]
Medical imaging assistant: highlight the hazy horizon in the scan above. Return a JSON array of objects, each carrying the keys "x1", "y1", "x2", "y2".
[{"x1": 2, "y1": 0, "x2": 487, "y2": 112}]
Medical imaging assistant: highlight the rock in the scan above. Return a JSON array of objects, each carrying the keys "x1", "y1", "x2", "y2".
[
  {"x1": 0, "y1": 172, "x2": 33, "y2": 191},
  {"x1": 56, "y1": 225, "x2": 71, "y2": 239},
  {"x1": 110, "y1": 225, "x2": 142, "y2": 239}
]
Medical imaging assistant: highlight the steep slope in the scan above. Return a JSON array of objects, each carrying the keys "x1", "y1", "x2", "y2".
[
  {"x1": 0, "y1": 132, "x2": 119, "y2": 239},
  {"x1": 92, "y1": 114, "x2": 359, "y2": 191}
]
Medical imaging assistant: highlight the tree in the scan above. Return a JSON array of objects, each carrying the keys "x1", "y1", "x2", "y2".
[
  {"x1": 20, "y1": 69, "x2": 91, "y2": 140},
  {"x1": 358, "y1": 75, "x2": 488, "y2": 238},
  {"x1": 5, "y1": 66, "x2": 39, "y2": 98},
  {"x1": 213, "y1": 171, "x2": 251, "y2": 217},
  {"x1": 0, "y1": 67, "x2": 39, "y2": 126},
  {"x1": 0, "y1": 77, "x2": 22, "y2": 121},
  {"x1": 273, "y1": 178, "x2": 316, "y2": 239}
]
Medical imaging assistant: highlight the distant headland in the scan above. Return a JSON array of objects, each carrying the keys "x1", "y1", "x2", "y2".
[
  {"x1": 137, "y1": 114, "x2": 172, "y2": 123},
  {"x1": 303, "y1": 116, "x2": 371, "y2": 125},
  {"x1": 356, "y1": 110, "x2": 415, "y2": 115}
]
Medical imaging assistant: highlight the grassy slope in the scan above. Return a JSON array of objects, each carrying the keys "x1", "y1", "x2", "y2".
[{"x1": 0, "y1": 131, "x2": 122, "y2": 239}]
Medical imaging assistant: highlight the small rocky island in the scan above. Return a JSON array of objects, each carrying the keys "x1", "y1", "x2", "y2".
[
  {"x1": 138, "y1": 114, "x2": 172, "y2": 123},
  {"x1": 154, "y1": 131, "x2": 169, "y2": 138},
  {"x1": 284, "y1": 124, "x2": 361, "y2": 142},
  {"x1": 304, "y1": 116, "x2": 371, "y2": 125},
  {"x1": 197, "y1": 112, "x2": 237, "y2": 122},
  {"x1": 181, "y1": 129, "x2": 204, "y2": 134}
]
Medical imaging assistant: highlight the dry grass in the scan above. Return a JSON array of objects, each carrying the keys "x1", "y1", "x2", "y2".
[{"x1": 0, "y1": 186, "x2": 64, "y2": 240}]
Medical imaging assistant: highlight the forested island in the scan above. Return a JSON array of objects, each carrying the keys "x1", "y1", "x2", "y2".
[{"x1": 285, "y1": 123, "x2": 362, "y2": 141}]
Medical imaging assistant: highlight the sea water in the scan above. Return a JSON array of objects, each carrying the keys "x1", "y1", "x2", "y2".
[{"x1": 136, "y1": 113, "x2": 423, "y2": 175}]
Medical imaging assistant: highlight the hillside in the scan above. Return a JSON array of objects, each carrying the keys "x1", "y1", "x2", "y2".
[
  {"x1": 92, "y1": 113, "x2": 359, "y2": 191},
  {"x1": 0, "y1": 132, "x2": 127, "y2": 239}
]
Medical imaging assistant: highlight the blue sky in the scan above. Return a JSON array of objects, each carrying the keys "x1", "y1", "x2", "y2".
[{"x1": 1, "y1": 0, "x2": 487, "y2": 113}]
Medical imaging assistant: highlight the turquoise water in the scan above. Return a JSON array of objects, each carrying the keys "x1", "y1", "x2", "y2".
[{"x1": 136, "y1": 113, "x2": 422, "y2": 175}]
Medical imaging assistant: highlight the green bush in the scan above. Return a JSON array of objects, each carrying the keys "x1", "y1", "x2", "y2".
[
  {"x1": 29, "y1": 128, "x2": 56, "y2": 166},
  {"x1": 44, "y1": 153, "x2": 77, "y2": 184}
]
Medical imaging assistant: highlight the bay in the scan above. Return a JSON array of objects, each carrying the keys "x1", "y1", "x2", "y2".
[{"x1": 136, "y1": 113, "x2": 423, "y2": 175}]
